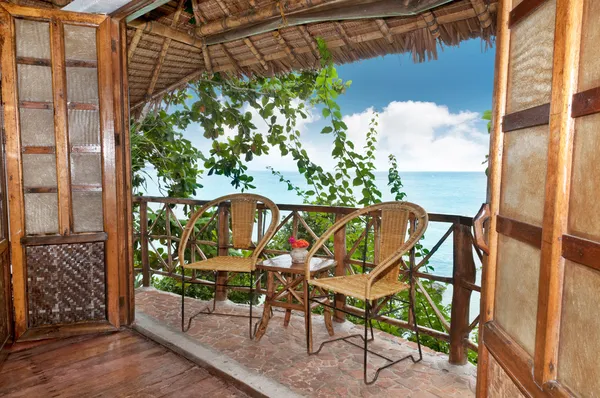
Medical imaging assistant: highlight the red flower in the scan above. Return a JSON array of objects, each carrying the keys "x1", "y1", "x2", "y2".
[{"x1": 290, "y1": 237, "x2": 309, "y2": 249}]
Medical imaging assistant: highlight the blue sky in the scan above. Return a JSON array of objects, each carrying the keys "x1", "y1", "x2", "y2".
[{"x1": 183, "y1": 38, "x2": 496, "y2": 172}]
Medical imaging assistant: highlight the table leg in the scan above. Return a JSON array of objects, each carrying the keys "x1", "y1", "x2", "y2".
[{"x1": 254, "y1": 271, "x2": 275, "y2": 341}]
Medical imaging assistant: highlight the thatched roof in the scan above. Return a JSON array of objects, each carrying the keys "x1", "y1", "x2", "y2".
[{"x1": 12, "y1": 0, "x2": 498, "y2": 109}]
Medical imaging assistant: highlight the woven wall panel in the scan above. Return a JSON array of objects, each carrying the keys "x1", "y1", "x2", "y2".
[
  {"x1": 506, "y1": 0, "x2": 556, "y2": 113},
  {"x1": 558, "y1": 260, "x2": 600, "y2": 397},
  {"x1": 15, "y1": 19, "x2": 50, "y2": 59},
  {"x1": 569, "y1": 113, "x2": 600, "y2": 241},
  {"x1": 66, "y1": 67, "x2": 99, "y2": 104},
  {"x1": 488, "y1": 355, "x2": 525, "y2": 397},
  {"x1": 64, "y1": 25, "x2": 97, "y2": 62},
  {"x1": 499, "y1": 125, "x2": 549, "y2": 226},
  {"x1": 494, "y1": 234, "x2": 540, "y2": 356},
  {"x1": 27, "y1": 242, "x2": 106, "y2": 328},
  {"x1": 578, "y1": 0, "x2": 600, "y2": 92}
]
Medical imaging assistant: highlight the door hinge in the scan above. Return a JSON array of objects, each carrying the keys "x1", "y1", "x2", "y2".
[{"x1": 115, "y1": 132, "x2": 121, "y2": 146}]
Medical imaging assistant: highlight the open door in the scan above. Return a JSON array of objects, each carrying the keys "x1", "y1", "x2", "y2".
[
  {"x1": 478, "y1": 0, "x2": 599, "y2": 396},
  {"x1": 0, "y1": 3, "x2": 132, "y2": 341},
  {"x1": 0, "y1": 91, "x2": 11, "y2": 352}
]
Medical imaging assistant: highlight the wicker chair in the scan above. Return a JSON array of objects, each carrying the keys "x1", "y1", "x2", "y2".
[
  {"x1": 178, "y1": 193, "x2": 280, "y2": 338},
  {"x1": 304, "y1": 201, "x2": 428, "y2": 384}
]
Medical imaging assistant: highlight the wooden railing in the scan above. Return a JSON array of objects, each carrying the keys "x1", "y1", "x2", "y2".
[{"x1": 133, "y1": 196, "x2": 482, "y2": 365}]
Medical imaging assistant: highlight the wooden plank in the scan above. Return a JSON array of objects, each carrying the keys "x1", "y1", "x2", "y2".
[
  {"x1": 484, "y1": 322, "x2": 571, "y2": 398},
  {"x1": 509, "y1": 0, "x2": 551, "y2": 27},
  {"x1": 562, "y1": 234, "x2": 600, "y2": 272},
  {"x1": 333, "y1": 213, "x2": 346, "y2": 322},
  {"x1": 113, "y1": 19, "x2": 134, "y2": 325},
  {"x1": 534, "y1": 0, "x2": 583, "y2": 385},
  {"x1": 477, "y1": 0, "x2": 511, "y2": 393},
  {"x1": 496, "y1": 215, "x2": 543, "y2": 248},
  {"x1": 127, "y1": 29, "x2": 143, "y2": 64},
  {"x1": 571, "y1": 86, "x2": 600, "y2": 118},
  {"x1": 140, "y1": 201, "x2": 150, "y2": 287},
  {"x1": 24, "y1": 187, "x2": 58, "y2": 194},
  {"x1": 71, "y1": 145, "x2": 101, "y2": 153},
  {"x1": 16, "y1": 57, "x2": 97, "y2": 68},
  {"x1": 22, "y1": 146, "x2": 55, "y2": 154},
  {"x1": 449, "y1": 224, "x2": 476, "y2": 365},
  {"x1": 21, "y1": 232, "x2": 108, "y2": 246},
  {"x1": 98, "y1": 19, "x2": 120, "y2": 329},
  {"x1": 16, "y1": 322, "x2": 116, "y2": 342},
  {"x1": 121, "y1": 18, "x2": 136, "y2": 325},
  {"x1": 67, "y1": 102, "x2": 99, "y2": 110},
  {"x1": 50, "y1": 19, "x2": 72, "y2": 236},
  {"x1": 0, "y1": 7, "x2": 28, "y2": 339},
  {"x1": 0, "y1": 3, "x2": 107, "y2": 25},
  {"x1": 502, "y1": 103, "x2": 551, "y2": 132}
]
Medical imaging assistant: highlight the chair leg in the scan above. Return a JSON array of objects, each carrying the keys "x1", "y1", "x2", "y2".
[
  {"x1": 249, "y1": 270, "x2": 254, "y2": 340},
  {"x1": 409, "y1": 287, "x2": 423, "y2": 362},
  {"x1": 363, "y1": 301, "x2": 370, "y2": 385},
  {"x1": 181, "y1": 270, "x2": 185, "y2": 332},
  {"x1": 305, "y1": 282, "x2": 313, "y2": 353}
]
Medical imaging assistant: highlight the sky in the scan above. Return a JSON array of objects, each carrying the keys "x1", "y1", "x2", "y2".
[{"x1": 182, "y1": 38, "x2": 496, "y2": 172}]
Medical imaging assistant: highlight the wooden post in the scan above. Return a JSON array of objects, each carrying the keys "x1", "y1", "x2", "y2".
[
  {"x1": 139, "y1": 200, "x2": 150, "y2": 287},
  {"x1": 216, "y1": 204, "x2": 229, "y2": 301},
  {"x1": 333, "y1": 213, "x2": 346, "y2": 322},
  {"x1": 449, "y1": 223, "x2": 476, "y2": 365}
]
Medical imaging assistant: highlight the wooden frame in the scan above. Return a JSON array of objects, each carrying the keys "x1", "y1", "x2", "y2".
[
  {"x1": 478, "y1": 0, "x2": 587, "y2": 395},
  {"x1": 0, "y1": 3, "x2": 132, "y2": 340}
]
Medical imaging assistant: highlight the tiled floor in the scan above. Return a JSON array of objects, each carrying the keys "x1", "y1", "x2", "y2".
[
  {"x1": 0, "y1": 329, "x2": 247, "y2": 397},
  {"x1": 136, "y1": 288, "x2": 477, "y2": 397}
]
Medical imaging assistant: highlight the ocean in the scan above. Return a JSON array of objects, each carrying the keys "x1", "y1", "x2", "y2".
[{"x1": 150, "y1": 170, "x2": 487, "y2": 277}]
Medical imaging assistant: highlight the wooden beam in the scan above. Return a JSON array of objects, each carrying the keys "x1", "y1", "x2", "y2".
[
  {"x1": 509, "y1": 0, "x2": 550, "y2": 27},
  {"x1": 124, "y1": 0, "x2": 172, "y2": 23},
  {"x1": 502, "y1": 103, "x2": 551, "y2": 132},
  {"x1": 562, "y1": 234, "x2": 600, "y2": 272},
  {"x1": 534, "y1": 0, "x2": 583, "y2": 385},
  {"x1": 469, "y1": 0, "x2": 492, "y2": 29},
  {"x1": 244, "y1": 38, "x2": 268, "y2": 71},
  {"x1": 421, "y1": 10, "x2": 441, "y2": 39},
  {"x1": 191, "y1": 0, "x2": 207, "y2": 24},
  {"x1": 476, "y1": 0, "x2": 510, "y2": 394},
  {"x1": 215, "y1": 0, "x2": 230, "y2": 16},
  {"x1": 334, "y1": 22, "x2": 357, "y2": 60},
  {"x1": 220, "y1": 43, "x2": 242, "y2": 76},
  {"x1": 202, "y1": 43, "x2": 213, "y2": 76},
  {"x1": 496, "y1": 215, "x2": 543, "y2": 248},
  {"x1": 298, "y1": 25, "x2": 320, "y2": 66},
  {"x1": 273, "y1": 30, "x2": 302, "y2": 67},
  {"x1": 572, "y1": 86, "x2": 600, "y2": 118},
  {"x1": 146, "y1": 0, "x2": 186, "y2": 97},
  {"x1": 128, "y1": 28, "x2": 144, "y2": 64},
  {"x1": 194, "y1": 0, "x2": 338, "y2": 36},
  {"x1": 128, "y1": 20, "x2": 204, "y2": 49},
  {"x1": 50, "y1": 19, "x2": 72, "y2": 235},
  {"x1": 375, "y1": 19, "x2": 394, "y2": 45}
]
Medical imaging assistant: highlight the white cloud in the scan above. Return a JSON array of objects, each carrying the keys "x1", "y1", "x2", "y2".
[
  {"x1": 343, "y1": 101, "x2": 488, "y2": 171},
  {"x1": 184, "y1": 99, "x2": 489, "y2": 172}
]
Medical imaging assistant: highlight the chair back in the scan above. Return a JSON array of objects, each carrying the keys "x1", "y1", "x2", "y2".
[
  {"x1": 178, "y1": 194, "x2": 280, "y2": 268},
  {"x1": 305, "y1": 202, "x2": 428, "y2": 282}
]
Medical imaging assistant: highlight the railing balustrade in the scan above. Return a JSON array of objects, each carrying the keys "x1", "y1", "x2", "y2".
[{"x1": 133, "y1": 196, "x2": 482, "y2": 365}]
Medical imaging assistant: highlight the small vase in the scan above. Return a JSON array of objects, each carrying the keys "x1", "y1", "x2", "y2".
[{"x1": 290, "y1": 248, "x2": 308, "y2": 263}]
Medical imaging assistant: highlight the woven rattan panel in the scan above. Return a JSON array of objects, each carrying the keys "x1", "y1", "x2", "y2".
[{"x1": 27, "y1": 242, "x2": 106, "y2": 328}]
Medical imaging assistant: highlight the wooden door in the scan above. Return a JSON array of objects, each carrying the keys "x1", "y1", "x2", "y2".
[
  {"x1": 477, "y1": 0, "x2": 600, "y2": 396},
  {"x1": 0, "y1": 92, "x2": 11, "y2": 351},
  {"x1": 0, "y1": 3, "x2": 132, "y2": 341}
]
